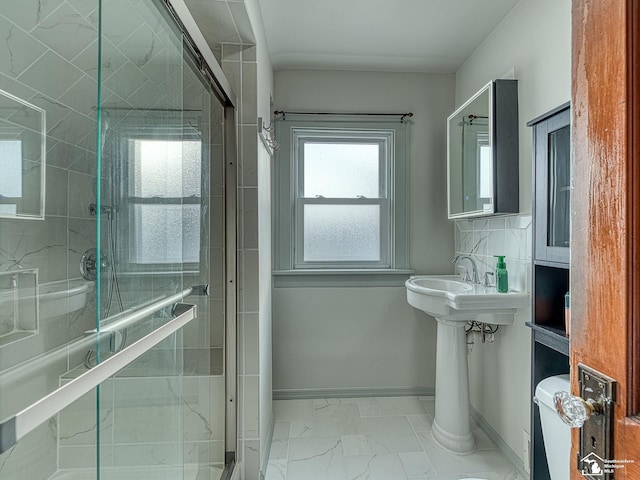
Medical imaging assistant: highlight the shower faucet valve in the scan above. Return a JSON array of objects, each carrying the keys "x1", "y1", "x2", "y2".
[{"x1": 80, "y1": 248, "x2": 109, "y2": 281}]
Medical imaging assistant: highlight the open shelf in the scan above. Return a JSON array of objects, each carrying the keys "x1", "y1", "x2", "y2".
[
  {"x1": 533, "y1": 263, "x2": 569, "y2": 335},
  {"x1": 525, "y1": 322, "x2": 569, "y2": 356}
]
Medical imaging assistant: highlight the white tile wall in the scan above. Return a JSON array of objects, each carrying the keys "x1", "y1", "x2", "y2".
[{"x1": 454, "y1": 214, "x2": 532, "y2": 293}]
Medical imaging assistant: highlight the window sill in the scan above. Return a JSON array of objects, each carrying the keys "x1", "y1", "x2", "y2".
[{"x1": 272, "y1": 269, "x2": 414, "y2": 288}]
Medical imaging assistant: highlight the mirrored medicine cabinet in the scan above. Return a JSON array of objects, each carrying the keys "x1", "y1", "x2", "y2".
[{"x1": 447, "y1": 79, "x2": 519, "y2": 219}]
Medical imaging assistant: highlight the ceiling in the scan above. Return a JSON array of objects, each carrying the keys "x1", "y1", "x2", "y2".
[
  {"x1": 257, "y1": 0, "x2": 522, "y2": 73},
  {"x1": 184, "y1": 0, "x2": 256, "y2": 57}
]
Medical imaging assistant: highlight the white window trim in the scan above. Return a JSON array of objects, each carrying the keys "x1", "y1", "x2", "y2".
[{"x1": 273, "y1": 114, "x2": 412, "y2": 287}]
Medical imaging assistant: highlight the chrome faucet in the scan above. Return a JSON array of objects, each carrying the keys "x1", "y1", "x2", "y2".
[{"x1": 452, "y1": 255, "x2": 480, "y2": 284}]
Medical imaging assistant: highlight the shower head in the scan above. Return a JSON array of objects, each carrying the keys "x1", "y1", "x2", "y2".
[{"x1": 88, "y1": 203, "x2": 117, "y2": 218}]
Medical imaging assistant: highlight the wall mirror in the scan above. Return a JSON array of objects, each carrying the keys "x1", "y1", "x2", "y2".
[
  {"x1": 0, "y1": 89, "x2": 46, "y2": 220},
  {"x1": 447, "y1": 79, "x2": 519, "y2": 219}
]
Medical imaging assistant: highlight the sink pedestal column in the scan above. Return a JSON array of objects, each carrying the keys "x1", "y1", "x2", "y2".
[
  {"x1": 431, "y1": 318, "x2": 475, "y2": 455},
  {"x1": 405, "y1": 275, "x2": 529, "y2": 454}
]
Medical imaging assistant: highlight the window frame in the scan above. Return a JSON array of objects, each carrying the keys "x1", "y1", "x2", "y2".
[
  {"x1": 273, "y1": 115, "x2": 412, "y2": 286},
  {"x1": 294, "y1": 129, "x2": 392, "y2": 269},
  {"x1": 105, "y1": 110, "x2": 207, "y2": 275}
]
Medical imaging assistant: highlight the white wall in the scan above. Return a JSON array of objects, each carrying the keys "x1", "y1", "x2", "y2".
[
  {"x1": 454, "y1": 0, "x2": 571, "y2": 468},
  {"x1": 455, "y1": 0, "x2": 571, "y2": 213},
  {"x1": 272, "y1": 70, "x2": 455, "y2": 396}
]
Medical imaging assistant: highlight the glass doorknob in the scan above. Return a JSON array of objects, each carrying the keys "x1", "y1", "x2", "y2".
[{"x1": 553, "y1": 391, "x2": 602, "y2": 428}]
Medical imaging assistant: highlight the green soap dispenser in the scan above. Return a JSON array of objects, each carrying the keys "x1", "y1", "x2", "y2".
[{"x1": 494, "y1": 255, "x2": 509, "y2": 293}]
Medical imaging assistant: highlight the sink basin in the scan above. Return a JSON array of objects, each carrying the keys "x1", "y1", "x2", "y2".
[
  {"x1": 405, "y1": 274, "x2": 530, "y2": 455},
  {"x1": 405, "y1": 274, "x2": 529, "y2": 324},
  {"x1": 408, "y1": 277, "x2": 473, "y2": 293}
]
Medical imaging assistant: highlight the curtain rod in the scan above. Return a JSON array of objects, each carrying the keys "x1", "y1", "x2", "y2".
[{"x1": 274, "y1": 110, "x2": 414, "y2": 122}]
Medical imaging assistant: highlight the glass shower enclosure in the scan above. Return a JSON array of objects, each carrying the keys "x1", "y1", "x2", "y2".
[{"x1": 0, "y1": 0, "x2": 234, "y2": 479}]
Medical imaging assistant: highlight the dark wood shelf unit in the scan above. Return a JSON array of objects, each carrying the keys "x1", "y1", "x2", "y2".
[{"x1": 528, "y1": 103, "x2": 571, "y2": 480}]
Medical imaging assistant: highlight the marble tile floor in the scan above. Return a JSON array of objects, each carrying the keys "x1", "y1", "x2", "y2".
[{"x1": 265, "y1": 397, "x2": 526, "y2": 480}]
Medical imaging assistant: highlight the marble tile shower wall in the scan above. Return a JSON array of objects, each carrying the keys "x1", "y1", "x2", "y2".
[
  {"x1": 0, "y1": 4, "x2": 102, "y2": 478},
  {"x1": 454, "y1": 215, "x2": 532, "y2": 293},
  {"x1": 56, "y1": 374, "x2": 226, "y2": 475},
  {"x1": 0, "y1": 0, "x2": 186, "y2": 370},
  {"x1": 0, "y1": 1, "x2": 220, "y2": 479}
]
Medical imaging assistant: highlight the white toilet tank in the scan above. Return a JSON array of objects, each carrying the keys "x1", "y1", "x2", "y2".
[{"x1": 535, "y1": 374, "x2": 571, "y2": 480}]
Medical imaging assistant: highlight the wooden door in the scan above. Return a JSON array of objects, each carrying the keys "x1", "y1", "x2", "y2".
[{"x1": 571, "y1": 0, "x2": 640, "y2": 477}]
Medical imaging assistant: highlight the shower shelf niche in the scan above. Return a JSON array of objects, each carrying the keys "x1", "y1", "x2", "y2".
[
  {"x1": 0, "y1": 271, "x2": 92, "y2": 348},
  {"x1": 0, "y1": 269, "x2": 39, "y2": 348}
]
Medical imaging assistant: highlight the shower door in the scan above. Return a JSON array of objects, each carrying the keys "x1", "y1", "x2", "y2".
[{"x1": 0, "y1": 0, "x2": 232, "y2": 479}]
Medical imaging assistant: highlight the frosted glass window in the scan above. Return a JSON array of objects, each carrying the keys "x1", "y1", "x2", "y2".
[
  {"x1": 0, "y1": 140, "x2": 23, "y2": 197},
  {"x1": 303, "y1": 205, "x2": 380, "y2": 262},
  {"x1": 0, "y1": 205, "x2": 17, "y2": 215},
  {"x1": 181, "y1": 203, "x2": 201, "y2": 263},
  {"x1": 132, "y1": 140, "x2": 201, "y2": 198},
  {"x1": 303, "y1": 143, "x2": 380, "y2": 198},
  {"x1": 128, "y1": 138, "x2": 202, "y2": 266},
  {"x1": 130, "y1": 204, "x2": 200, "y2": 264}
]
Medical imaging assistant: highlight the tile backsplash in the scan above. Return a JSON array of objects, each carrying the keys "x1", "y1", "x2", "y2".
[{"x1": 454, "y1": 214, "x2": 532, "y2": 293}]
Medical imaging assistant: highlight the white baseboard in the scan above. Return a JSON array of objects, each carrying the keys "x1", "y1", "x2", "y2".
[
  {"x1": 470, "y1": 407, "x2": 529, "y2": 479},
  {"x1": 272, "y1": 386, "x2": 435, "y2": 400}
]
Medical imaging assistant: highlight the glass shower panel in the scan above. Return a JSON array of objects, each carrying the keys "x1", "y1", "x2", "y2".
[
  {"x1": 180, "y1": 50, "x2": 227, "y2": 478},
  {"x1": 97, "y1": 0, "x2": 186, "y2": 321},
  {"x1": 95, "y1": 333, "x2": 185, "y2": 480},
  {"x1": 0, "y1": 0, "x2": 228, "y2": 478},
  {"x1": 97, "y1": 0, "x2": 188, "y2": 478},
  {"x1": 53, "y1": 330, "x2": 183, "y2": 480},
  {"x1": 0, "y1": 1, "x2": 101, "y2": 478}
]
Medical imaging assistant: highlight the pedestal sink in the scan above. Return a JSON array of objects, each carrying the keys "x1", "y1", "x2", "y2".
[{"x1": 405, "y1": 275, "x2": 529, "y2": 454}]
